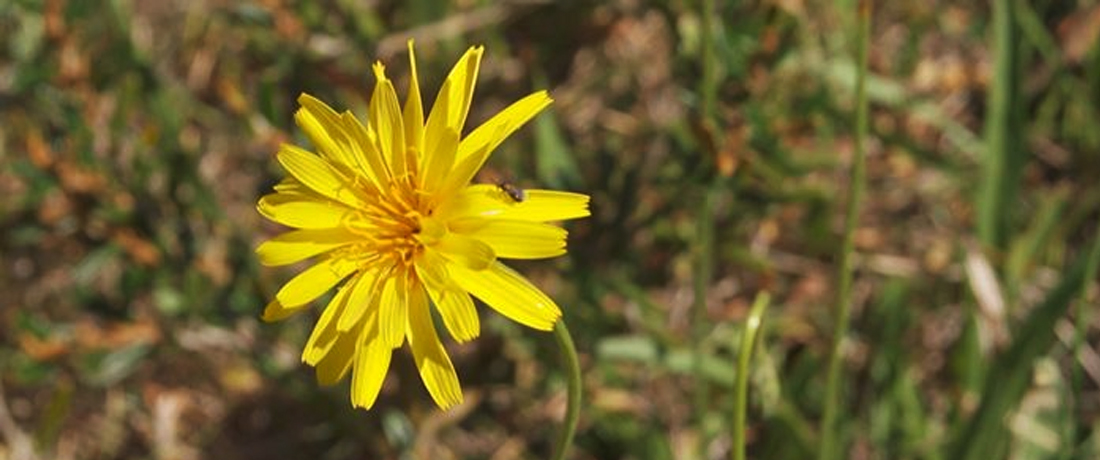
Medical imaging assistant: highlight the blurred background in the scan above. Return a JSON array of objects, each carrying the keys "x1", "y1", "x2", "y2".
[{"x1": 2, "y1": 0, "x2": 1100, "y2": 459}]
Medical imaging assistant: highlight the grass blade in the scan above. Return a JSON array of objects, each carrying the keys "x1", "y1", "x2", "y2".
[
  {"x1": 948, "y1": 232, "x2": 1100, "y2": 460},
  {"x1": 732, "y1": 292, "x2": 771, "y2": 460},
  {"x1": 977, "y1": 0, "x2": 1025, "y2": 249}
]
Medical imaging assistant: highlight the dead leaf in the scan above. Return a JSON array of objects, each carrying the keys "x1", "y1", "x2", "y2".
[
  {"x1": 112, "y1": 228, "x2": 161, "y2": 267},
  {"x1": 18, "y1": 333, "x2": 70, "y2": 361},
  {"x1": 26, "y1": 129, "x2": 54, "y2": 169},
  {"x1": 74, "y1": 319, "x2": 161, "y2": 350},
  {"x1": 56, "y1": 161, "x2": 107, "y2": 194},
  {"x1": 1059, "y1": 5, "x2": 1100, "y2": 63}
]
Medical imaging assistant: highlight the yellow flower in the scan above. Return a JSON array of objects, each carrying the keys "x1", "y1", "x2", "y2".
[{"x1": 256, "y1": 42, "x2": 589, "y2": 410}]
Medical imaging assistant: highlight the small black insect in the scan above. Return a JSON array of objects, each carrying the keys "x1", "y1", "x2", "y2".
[{"x1": 496, "y1": 180, "x2": 527, "y2": 203}]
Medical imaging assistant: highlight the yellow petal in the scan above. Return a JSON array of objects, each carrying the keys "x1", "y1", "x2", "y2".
[
  {"x1": 297, "y1": 97, "x2": 378, "y2": 188},
  {"x1": 416, "y1": 252, "x2": 480, "y2": 342},
  {"x1": 436, "y1": 233, "x2": 495, "y2": 270},
  {"x1": 315, "y1": 328, "x2": 357, "y2": 385},
  {"x1": 457, "y1": 89, "x2": 552, "y2": 162},
  {"x1": 257, "y1": 193, "x2": 354, "y2": 229},
  {"x1": 441, "y1": 91, "x2": 552, "y2": 192},
  {"x1": 351, "y1": 320, "x2": 393, "y2": 409},
  {"x1": 338, "y1": 110, "x2": 390, "y2": 189},
  {"x1": 370, "y1": 63, "x2": 407, "y2": 179},
  {"x1": 423, "y1": 77, "x2": 453, "y2": 161},
  {"x1": 434, "y1": 286, "x2": 479, "y2": 343},
  {"x1": 303, "y1": 281, "x2": 355, "y2": 365},
  {"x1": 255, "y1": 228, "x2": 358, "y2": 267},
  {"x1": 274, "y1": 256, "x2": 357, "y2": 308},
  {"x1": 407, "y1": 282, "x2": 463, "y2": 409},
  {"x1": 296, "y1": 94, "x2": 356, "y2": 170},
  {"x1": 276, "y1": 144, "x2": 366, "y2": 208},
  {"x1": 436, "y1": 127, "x2": 500, "y2": 200},
  {"x1": 403, "y1": 40, "x2": 425, "y2": 156},
  {"x1": 439, "y1": 184, "x2": 590, "y2": 222},
  {"x1": 420, "y1": 127, "x2": 458, "y2": 194},
  {"x1": 272, "y1": 176, "x2": 305, "y2": 193},
  {"x1": 261, "y1": 299, "x2": 302, "y2": 322},
  {"x1": 449, "y1": 262, "x2": 561, "y2": 330},
  {"x1": 378, "y1": 269, "x2": 408, "y2": 349},
  {"x1": 338, "y1": 267, "x2": 385, "y2": 332},
  {"x1": 424, "y1": 46, "x2": 482, "y2": 157},
  {"x1": 450, "y1": 218, "x2": 567, "y2": 259}
]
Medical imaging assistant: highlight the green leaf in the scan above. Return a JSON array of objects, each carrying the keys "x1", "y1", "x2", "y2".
[
  {"x1": 596, "y1": 335, "x2": 659, "y2": 363},
  {"x1": 533, "y1": 95, "x2": 581, "y2": 190},
  {"x1": 78, "y1": 344, "x2": 151, "y2": 387}
]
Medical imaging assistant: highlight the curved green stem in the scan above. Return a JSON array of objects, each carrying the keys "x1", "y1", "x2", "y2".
[
  {"x1": 733, "y1": 292, "x2": 771, "y2": 460},
  {"x1": 551, "y1": 320, "x2": 582, "y2": 460}
]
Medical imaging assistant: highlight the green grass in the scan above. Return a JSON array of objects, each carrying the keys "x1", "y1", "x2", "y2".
[{"x1": 2, "y1": 1, "x2": 1099, "y2": 459}]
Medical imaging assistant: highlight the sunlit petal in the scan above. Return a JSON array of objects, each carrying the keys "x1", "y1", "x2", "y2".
[
  {"x1": 351, "y1": 320, "x2": 392, "y2": 409},
  {"x1": 424, "y1": 46, "x2": 482, "y2": 158},
  {"x1": 255, "y1": 228, "x2": 358, "y2": 267},
  {"x1": 338, "y1": 110, "x2": 390, "y2": 189},
  {"x1": 370, "y1": 63, "x2": 407, "y2": 179},
  {"x1": 277, "y1": 144, "x2": 367, "y2": 207},
  {"x1": 449, "y1": 262, "x2": 562, "y2": 331},
  {"x1": 257, "y1": 192, "x2": 354, "y2": 229},
  {"x1": 403, "y1": 40, "x2": 425, "y2": 156},
  {"x1": 274, "y1": 256, "x2": 357, "y2": 308},
  {"x1": 439, "y1": 184, "x2": 590, "y2": 222},
  {"x1": 450, "y1": 218, "x2": 568, "y2": 259},
  {"x1": 439, "y1": 91, "x2": 552, "y2": 194},
  {"x1": 302, "y1": 281, "x2": 355, "y2": 365},
  {"x1": 296, "y1": 93, "x2": 357, "y2": 170},
  {"x1": 378, "y1": 268, "x2": 409, "y2": 348},
  {"x1": 338, "y1": 267, "x2": 384, "y2": 332},
  {"x1": 436, "y1": 233, "x2": 496, "y2": 270},
  {"x1": 407, "y1": 281, "x2": 463, "y2": 408},
  {"x1": 416, "y1": 251, "x2": 480, "y2": 342},
  {"x1": 315, "y1": 328, "x2": 358, "y2": 385}
]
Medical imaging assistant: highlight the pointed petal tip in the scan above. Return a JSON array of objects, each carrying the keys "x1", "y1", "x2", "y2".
[
  {"x1": 296, "y1": 93, "x2": 322, "y2": 107},
  {"x1": 437, "y1": 392, "x2": 464, "y2": 410},
  {"x1": 453, "y1": 329, "x2": 479, "y2": 343},
  {"x1": 532, "y1": 316, "x2": 560, "y2": 332},
  {"x1": 349, "y1": 383, "x2": 380, "y2": 410},
  {"x1": 261, "y1": 299, "x2": 305, "y2": 322},
  {"x1": 422, "y1": 367, "x2": 465, "y2": 411},
  {"x1": 260, "y1": 300, "x2": 280, "y2": 322},
  {"x1": 253, "y1": 236, "x2": 268, "y2": 257},
  {"x1": 350, "y1": 389, "x2": 381, "y2": 410},
  {"x1": 530, "y1": 304, "x2": 563, "y2": 331},
  {"x1": 255, "y1": 196, "x2": 272, "y2": 219}
]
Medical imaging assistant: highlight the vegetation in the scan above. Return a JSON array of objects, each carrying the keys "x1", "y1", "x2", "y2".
[{"x1": 2, "y1": 0, "x2": 1099, "y2": 459}]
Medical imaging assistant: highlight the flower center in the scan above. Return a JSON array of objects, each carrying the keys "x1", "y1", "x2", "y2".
[{"x1": 347, "y1": 172, "x2": 445, "y2": 269}]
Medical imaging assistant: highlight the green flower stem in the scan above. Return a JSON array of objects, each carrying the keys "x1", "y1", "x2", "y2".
[
  {"x1": 551, "y1": 320, "x2": 582, "y2": 460},
  {"x1": 819, "y1": 1, "x2": 871, "y2": 460},
  {"x1": 733, "y1": 292, "x2": 771, "y2": 460}
]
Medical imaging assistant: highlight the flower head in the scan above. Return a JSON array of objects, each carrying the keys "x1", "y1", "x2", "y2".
[{"x1": 256, "y1": 42, "x2": 589, "y2": 410}]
